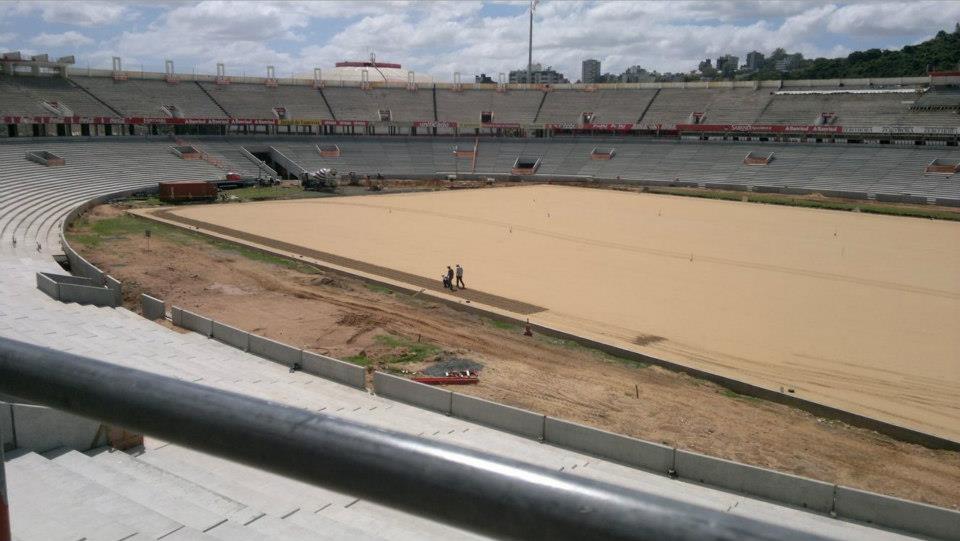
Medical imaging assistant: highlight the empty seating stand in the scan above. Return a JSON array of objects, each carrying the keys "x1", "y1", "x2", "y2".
[
  {"x1": 71, "y1": 76, "x2": 224, "y2": 117},
  {"x1": 0, "y1": 74, "x2": 116, "y2": 117},
  {"x1": 436, "y1": 89, "x2": 543, "y2": 125},
  {"x1": 199, "y1": 81, "x2": 332, "y2": 119}
]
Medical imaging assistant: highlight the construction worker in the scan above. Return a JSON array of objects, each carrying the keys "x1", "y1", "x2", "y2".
[
  {"x1": 455, "y1": 264, "x2": 465, "y2": 289},
  {"x1": 447, "y1": 266, "x2": 455, "y2": 291}
]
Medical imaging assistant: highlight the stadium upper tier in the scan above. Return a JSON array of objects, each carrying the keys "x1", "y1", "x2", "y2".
[{"x1": 1, "y1": 73, "x2": 957, "y2": 129}]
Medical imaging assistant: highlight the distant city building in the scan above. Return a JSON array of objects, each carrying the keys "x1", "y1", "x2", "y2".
[
  {"x1": 745, "y1": 51, "x2": 765, "y2": 71},
  {"x1": 474, "y1": 73, "x2": 495, "y2": 84},
  {"x1": 509, "y1": 63, "x2": 568, "y2": 84},
  {"x1": 716, "y1": 54, "x2": 739, "y2": 74},
  {"x1": 698, "y1": 59, "x2": 713, "y2": 72},
  {"x1": 775, "y1": 53, "x2": 803, "y2": 72},
  {"x1": 582, "y1": 59, "x2": 601, "y2": 84}
]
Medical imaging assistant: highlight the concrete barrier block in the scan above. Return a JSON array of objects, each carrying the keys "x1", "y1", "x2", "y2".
[
  {"x1": 249, "y1": 334, "x2": 301, "y2": 367},
  {"x1": 212, "y1": 321, "x2": 250, "y2": 351},
  {"x1": 835, "y1": 485, "x2": 960, "y2": 540},
  {"x1": 451, "y1": 393, "x2": 544, "y2": 439},
  {"x1": 301, "y1": 351, "x2": 365, "y2": 389},
  {"x1": 543, "y1": 418, "x2": 674, "y2": 474},
  {"x1": 140, "y1": 293, "x2": 165, "y2": 320},
  {"x1": 105, "y1": 275, "x2": 122, "y2": 307},
  {"x1": 373, "y1": 372, "x2": 452, "y2": 414},
  {"x1": 674, "y1": 449, "x2": 834, "y2": 512},
  {"x1": 36, "y1": 272, "x2": 60, "y2": 300},
  {"x1": 11, "y1": 404, "x2": 105, "y2": 453},
  {"x1": 171, "y1": 306, "x2": 184, "y2": 327},
  {"x1": 58, "y1": 283, "x2": 116, "y2": 306},
  {"x1": 179, "y1": 309, "x2": 213, "y2": 337}
]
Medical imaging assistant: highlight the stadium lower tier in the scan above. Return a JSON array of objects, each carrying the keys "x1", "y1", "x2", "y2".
[{"x1": 2, "y1": 136, "x2": 956, "y2": 241}]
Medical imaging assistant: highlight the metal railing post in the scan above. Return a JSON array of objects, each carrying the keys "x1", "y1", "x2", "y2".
[
  {"x1": 0, "y1": 424, "x2": 9, "y2": 541},
  {"x1": 0, "y1": 337, "x2": 824, "y2": 541}
]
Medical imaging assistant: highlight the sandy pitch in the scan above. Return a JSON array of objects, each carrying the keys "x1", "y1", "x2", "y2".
[{"x1": 170, "y1": 185, "x2": 960, "y2": 440}]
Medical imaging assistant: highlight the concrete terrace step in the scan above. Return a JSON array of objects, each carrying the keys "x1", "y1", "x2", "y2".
[
  {"x1": 49, "y1": 448, "x2": 229, "y2": 533},
  {"x1": 88, "y1": 448, "x2": 265, "y2": 524},
  {"x1": 4, "y1": 449, "x2": 158, "y2": 541}
]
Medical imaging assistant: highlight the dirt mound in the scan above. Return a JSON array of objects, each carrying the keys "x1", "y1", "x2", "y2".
[
  {"x1": 337, "y1": 312, "x2": 387, "y2": 327},
  {"x1": 422, "y1": 357, "x2": 485, "y2": 376}
]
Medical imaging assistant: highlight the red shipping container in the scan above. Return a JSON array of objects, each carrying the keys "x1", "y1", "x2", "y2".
[{"x1": 158, "y1": 181, "x2": 218, "y2": 202}]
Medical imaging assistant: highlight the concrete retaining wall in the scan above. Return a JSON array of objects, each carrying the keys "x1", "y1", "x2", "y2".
[
  {"x1": 674, "y1": 449, "x2": 835, "y2": 512},
  {"x1": 301, "y1": 351, "x2": 365, "y2": 389},
  {"x1": 834, "y1": 485, "x2": 960, "y2": 540},
  {"x1": 818, "y1": 190, "x2": 870, "y2": 200},
  {"x1": 935, "y1": 197, "x2": 960, "y2": 208},
  {"x1": 7, "y1": 403, "x2": 105, "y2": 454},
  {"x1": 704, "y1": 182, "x2": 749, "y2": 191},
  {"x1": 36, "y1": 272, "x2": 119, "y2": 307},
  {"x1": 248, "y1": 334, "x2": 300, "y2": 367},
  {"x1": 543, "y1": 417, "x2": 675, "y2": 474},
  {"x1": 875, "y1": 193, "x2": 929, "y2": 205},
  {"x1": 140, "y1": 294, "x2": 165, "y2": 320},
  {"x1": 373, "y1": 372, "x2": 451, "y2": 414},
  {"x1": 58, "y1": 283, "x2": 116, "y2": 306},
  {"x1": 178, "y1": 309, "x2": 213, "y2": 337},
  {"x1": 212, "y1": 321, "x2": 249, "y2": 351},
  {"x1": 35, "y1": 272, "x2": 59, "y2": 299},
  {"x1": 62, "y1": 243, "x2": 105, "y2": 285},
  {"x1": 451, "y1": 393, "x2": 544, "y2": 439}
]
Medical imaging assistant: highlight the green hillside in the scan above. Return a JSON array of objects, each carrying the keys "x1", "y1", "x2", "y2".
[{"x1": 748, "y1": 24, "x2": 960, "y2": 80}]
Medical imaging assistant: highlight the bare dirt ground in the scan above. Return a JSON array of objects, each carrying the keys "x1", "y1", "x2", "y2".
[
  {"x1": 165, "y1": 185, "x2": 960, "y2": 441},
  {"x1": 72, "y1": 202, "x2": 960, "y2": 510}
]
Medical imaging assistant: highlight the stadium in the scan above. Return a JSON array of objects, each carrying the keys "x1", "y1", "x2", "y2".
[{"x1": 1, "y1": 20, "x2": 960, "y2": 541}]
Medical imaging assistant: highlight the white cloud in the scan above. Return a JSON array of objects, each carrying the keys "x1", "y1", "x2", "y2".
[
  {"x1": 49, "y1": 1, "x2": 960, "y2": 81},
  {"x1": 12, "y1": 1, "x2": 131, "y2": 27},
  {"x1": 31, "y1": 31, "x2": 95, "y2": 49},
  {"x1": 826, "y1": 2, "x2": 960, "y2": 36}
]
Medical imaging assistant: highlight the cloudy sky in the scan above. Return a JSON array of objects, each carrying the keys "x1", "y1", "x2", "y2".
[{"x1": 1, "y1": 0, "x2": 958, "y2": 81}]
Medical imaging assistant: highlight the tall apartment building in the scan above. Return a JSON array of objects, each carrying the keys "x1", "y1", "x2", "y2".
[{"x1": 581, "y1": 59, "x2": 601, "y2": 84}]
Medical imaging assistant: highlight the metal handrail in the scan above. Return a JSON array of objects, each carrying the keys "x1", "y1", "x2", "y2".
[{"x1": 0, "y1": 337, "x2": 823, "y2": 540}]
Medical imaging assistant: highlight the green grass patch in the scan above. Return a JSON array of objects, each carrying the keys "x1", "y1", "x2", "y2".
[
  {"x1": 645, "y1": 187, "x2": 960, "y2": 222},
  {"x1": 372, "y1": 334, "x2": 442, "y2": 364},
  {"x1": 344, "y1": 353, "x2": 373, "y2": 367},
  {"x1": 721, "y1": 388, "x2": 760, "y2": 402},
  {"x1": 535, "y1": 333, "x2": 647, "y2": 369},
  {"x1": 482, "y1": 317, "x2": 520, "y2": 331},
  {"x1": 223, "y1": 186, "x2": 334, "y2": 202},
  {"x1": 365, "y1": 283, "x2": 394, "y2": 295},
  {"x1": 67, "y1": 212, "x2": 320, "y2": 274}
]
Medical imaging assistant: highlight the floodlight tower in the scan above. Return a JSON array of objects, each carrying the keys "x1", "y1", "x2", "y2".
[{"x1": 527, "y1": 0, "x2": 539, "y2": 85}]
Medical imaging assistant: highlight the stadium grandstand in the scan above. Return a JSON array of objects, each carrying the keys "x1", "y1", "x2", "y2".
[{"x1": 1, "y1": 50, "x2": 960, "y2": 541}]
